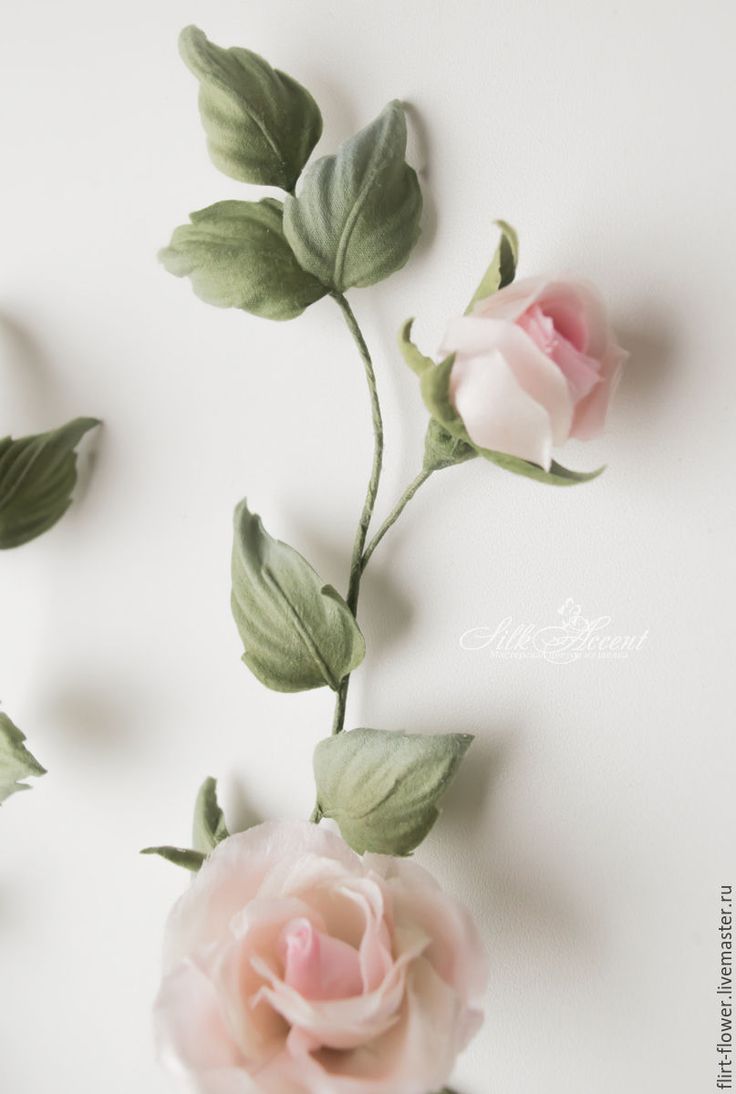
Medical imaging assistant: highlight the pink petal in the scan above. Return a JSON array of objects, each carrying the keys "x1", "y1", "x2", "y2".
[
  {"x1": 470, "y1": 276, "x2": 549, "y2": 323},
  {"x1": 281, "y1": 918, "x2": 363, "y2": 1001},
  {"x1": 449, "y1": 349, "x2": 555, "y2": 469},
  {"x1": 570, "y1": 341, "x2": 628, "y2": 439},
  {"x1": 163, "y1": 821, "x2": 362, "y2": 970},
  {"x1": 375, "y1": 858, "x2": 489, "y2": 1005},
  {"x1": 443, "y1": 317, "x2": 573, "y2": 445},
  {"x1": 154, "y1": 959, "x2": 242, "y2": 1074}
]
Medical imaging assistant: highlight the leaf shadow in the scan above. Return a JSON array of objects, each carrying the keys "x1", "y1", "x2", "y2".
[
  {"x1": 0, "y1": 310, "x2": 103, "y2": 509},
  {"x1": 37, "y1": 680, "x2": 143, "y2": 757},
  {"x1": 224, "y1": 771, "x2": 264, "y2": 835},
  {"x1": 402, "y1": 101, "x2": 438, "y2": 258},
  {"x1": 293, "y1": 73, "x2": 361, "y2": 164},
  {"x1": 0, "y1": 311, "x2": 54, "y2": 424},
  {"x1": 428, "y1": 726, "x2": 593, "y2": 957},
  {"x1": 284, "y1": 516, "x2": 416, "y2": 659}
]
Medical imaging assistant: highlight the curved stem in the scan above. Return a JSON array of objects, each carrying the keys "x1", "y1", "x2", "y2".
[
  {"x1": 361, "y1": 467, "x2": 434, "y2": 573},
  {"x1": 330, "y1": 292, "x2": 384, "y2": 736}
]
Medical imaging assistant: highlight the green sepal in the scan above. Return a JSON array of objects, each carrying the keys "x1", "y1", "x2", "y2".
[
  {"x1": 423, "y1": 419, "x2": 476, "y2": 471},
  {"x1": 406, "y1": 343, "x2": 603, "y2": 486},
  {"x1": 142, "y1": 776, "x2": 231, "y2": 873},
  {"x1": 398, "y1": 318, "x2": 435, "y2": 377},
  {"x1": 465, "y1": 219, "x2": 519, "y2": 313},
  {"x1": 160, "y1": 199, "x2": 327, "y2": 320},
  {"x1": 140, "y1": 846, "x2": 205, "y2": 872},
  {"x1": 313, "y1": 728, "x2": 473, "y2": 855},
  {"x1": 192, "y1": 776, "x2": 229, "y2": 854},
  {"x1": 0, "y1": 417, "x2": 100, "y2": 549},
  {"x1": 0, "y1": 713, "x2": 46, "y2": 805},
  {"x1": 231, "y1": 500, "x2": 365, "y2": 692},
  {"x1": 178, "y1": 26, "x2": 322, "y2": 190},
  {"x1": 284, "y1": 101, "x2": 422, "y2": 292}
]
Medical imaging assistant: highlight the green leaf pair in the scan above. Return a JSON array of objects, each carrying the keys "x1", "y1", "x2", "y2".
[
  {"x1": 141, "y1": 776, "x2": 229, "y2": 872},
  {"x1": 0, "y1": 713, "x2": 45, "y2": 805},
  {"x1": 161, "y1": 28, "x2": 422, "y2": 318},
  {"x1": 399, "y1": 224, "x2": 603, "y2": 486},
  {"x1": 231, "y1": 500, "x2": 364, "y2": 693},
  {"x1": 313, "y1": 728, "x2": 472, "y2": 856},
  {"x1": 0, "y1": 417, "x2": 100, "y2": 549}
]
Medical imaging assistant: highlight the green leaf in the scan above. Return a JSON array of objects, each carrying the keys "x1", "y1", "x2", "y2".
[
  {"x1": 0, "y1": 417, "x2": 100, "y2": 549},
  {"x1": 192, "y1": 777, "x2": 229, "y2": 854},
  {"x1": 231, "y1": 500, "x2": 365, "y2": 692},
  {"x1": 178, "y1": 26, "x2": 322, "y2": 190},
  {"x1": 160, "y1": 199, "x2": 327, "y2": 320},
  {"x1": 140, "y1": 846, "x2": 205, "y2": 872},
  {"x1": 283, "y1": 101, "x2": 422, "y2": 291},
  {"x1": 313, "y1": 728, "x2": 473, "y2": 855},
  {"x1": 0, "y1": 713, "x2": 45, "y2": 805},
  {"x1": 465, "y1": 219, "x2": 519, "y2": 313}
]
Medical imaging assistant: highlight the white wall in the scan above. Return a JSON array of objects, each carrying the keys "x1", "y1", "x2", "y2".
[{"x1": 1, "y1": 2, "x2": 734, "y2": 1091}]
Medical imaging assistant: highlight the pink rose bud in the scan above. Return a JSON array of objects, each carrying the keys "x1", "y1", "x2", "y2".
[
  {"x1": 155, "y1": 820, "x2": 487, "y2": 1093},
  {"x1": 443, "y1": 278, "x2": 627, "y2": 469}
]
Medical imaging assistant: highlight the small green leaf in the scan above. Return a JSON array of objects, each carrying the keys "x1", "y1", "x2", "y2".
[
  {"x1": 314, "y1": 728, "x2": 473, "y2": 855},
  {"x1": 140, "y1": 846, "x2": 205, "y2": 872},
  {"x1": 192, "y1": 777, "x2": 229, "y2": 854},
  {"x1": 160, "y1": 199, "x2": 327, "y2": 320},
  {"x1": 0, "y1": 713, "x2": 46, "y2": 805},
  {"x1": 466, "y1": 219, "x2": 519, "y2": 313},
  {"x1": 231, "y1": 500, "x2": 365, "y2": 692},
  {"x1": 283, "y1": 101, "x2": 422, "y2": 292},
  {"x1": 0, "y1": 417, "x2": 99, "y2": 549},
  {"x1": 178, "y1": 26, "x2": 322, "y2": 190}
]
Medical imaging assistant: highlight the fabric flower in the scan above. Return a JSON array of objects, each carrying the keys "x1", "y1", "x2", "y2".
[
  {"x1": 443, "y1": 277, "x2": 626, "y2": 469},
  {"x1": 155, "y1": 820, "x2": 486, "y2": 1094}
]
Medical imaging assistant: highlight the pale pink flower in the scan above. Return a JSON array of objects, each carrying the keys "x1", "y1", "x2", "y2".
[
  {"x1": 155, "y1": 820, "x2": 487, "y2": 1094},
  {"x1": 444, "y1": 278, "x2": 627, "y2": 468}
]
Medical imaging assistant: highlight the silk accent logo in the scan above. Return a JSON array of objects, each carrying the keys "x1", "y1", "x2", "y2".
[{"x1": 460, "y1": 598, "x2": 649, "y2": 664}]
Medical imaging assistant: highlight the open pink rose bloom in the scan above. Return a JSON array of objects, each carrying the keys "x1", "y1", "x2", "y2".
[
  {"x1": 155, "y1": 820, "x2": 487, "y2": 1093},
  {"x1": 445, "y1": 277, "x2": 627, "y2": 468}
]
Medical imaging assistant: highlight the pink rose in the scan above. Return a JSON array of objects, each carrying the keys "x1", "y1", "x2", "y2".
[
  {"x1": 443, "y1": 277, "x2": 627, "y2": 469},
  {"x1": 155, "y1": 820, "x2": 487, "y2": 1094}
]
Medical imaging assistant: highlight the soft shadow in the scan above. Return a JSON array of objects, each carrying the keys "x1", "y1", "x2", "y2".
[
  {"x1": 615, "y1": 311, "x2": 678, "y2": 406},
  {"x1": 438, "y1": 728, "x2": 591, "y2": 953},
  {"x1": 71, "y1": 421, "x2": 104, "y2": 509},
  {"x1": 402, "y1": 101, "x2": 438, "y2": 257},
  {"x1": 225, "y1": 772, "x2": 264, "y2": 834},
  {"x1": 294, "y1": 74, "x2": 360, "y2": 155},
  {"x1": 441, "y1": 731, "x2": 511, "y2": 834},
  {"x1": 39, "y1": 683, "x2": 140, "y2": 755},
  {"x1": 285, "y1": 517, "x2": 415, "y2": 657},
  {"x1": 0, "y1": 312, "x2": 53, "y2": 421}
]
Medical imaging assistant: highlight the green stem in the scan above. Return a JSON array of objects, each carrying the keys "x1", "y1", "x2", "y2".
[
  {"x1": 360, "y1": 467, "x2": 434, "y2": 573},
  {"x1": 329, "y1": 292, "x2": 384, "y2": 737}
]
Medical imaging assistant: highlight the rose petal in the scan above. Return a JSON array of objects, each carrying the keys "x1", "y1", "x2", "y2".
[
  {"x1": 444, "y1": 317, "x2": 574, "y2": 445},
  {"x1": 281, "y1": 918, "x2": 364, "y2": 1001},
  {"x1": 155, "y1": 959, "x2": 242, "y2": 1073},
  {"x1": 372, "y1": 856, "x2": 488, "y2": 1004},
  {"x1": 164, "y1": 822, "x2": 362, "y2": 970},
  {"x1": 450, "y1": 349, "x2": 555, "y2": 468},
  {"x1": 287, "y1": 959, "x2": 470, "y2": 1094}
]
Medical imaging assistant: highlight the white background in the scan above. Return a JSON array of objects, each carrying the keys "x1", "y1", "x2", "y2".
[{"x1": 1, "y1": 2, "x2": 735, "y2": 1091}]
